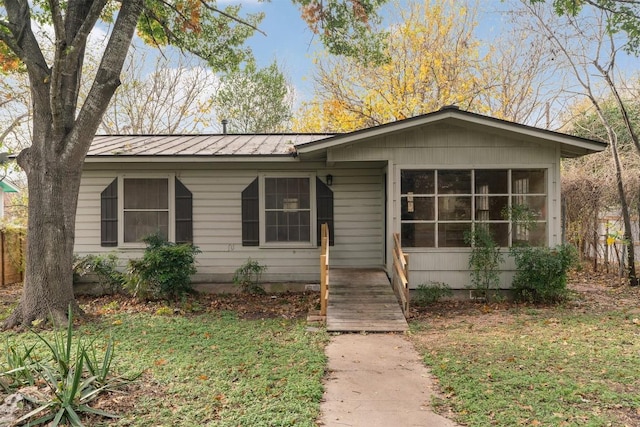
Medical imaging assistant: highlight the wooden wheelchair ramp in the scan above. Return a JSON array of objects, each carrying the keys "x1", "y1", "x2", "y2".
[{"x1": 326, "y1": 268, "x2": 408, "y2": 332}]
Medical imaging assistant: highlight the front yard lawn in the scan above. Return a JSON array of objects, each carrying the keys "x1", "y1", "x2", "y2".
[
  {"x1": 410, "y1": 271, "x2": 640, "y2": 426},
  {"x1": 0, "y1": 290, "x2": 327, "y2": 426}
]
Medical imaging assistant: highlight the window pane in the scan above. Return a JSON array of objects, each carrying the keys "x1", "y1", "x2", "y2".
[
  {"x1": 401, "y1": 223, "x2": 435, "y2": 247},
  {"x1": 438, "y1": 223, "x2": 471, "y2": 247},
  {"x1": 528, "y1": 223, "x2": 547, "y2": 246},
  {"x1": 124, "y1": 212, "x2": 168, "y2": 242},
  {"x1": 124, "y1": 179, "x2": 168, "y2": 209},
  {"x1": 512, "y1": 170, "x2": 545, "y2": 193},
  {"x1": 475, "y1": 170, "x2": 508, "y2": 194},
  {"x1": 512, "y1": 195, "x2": 546, "y2": 220},
  {"x1": 477, "y1": 223, "x2": 509, "y2": 247},
  {"x1": 401, "y1": 170, "x2": 434, "y2": 194},
  {"x1": 401, "y1": 197, "x2": 434, "y2": 220},
  {"x1": 438, "y1": 170, "x2": 471, "y2": 194},
  {"x1": 265, "y1": 178, "x2": 311, "y2": 242},
  {"x1": 265, "y1": 177, "x2": 310, "y2": 210},
  {"x1": 475, "y1": 196, "x2": 508, "y2": 220},
  {"x1": 438, "y1": 196, "x2": 471, "y2": 220},
  {"x1": 513, "y1": 222, "x2": 547, "y2": 246}
]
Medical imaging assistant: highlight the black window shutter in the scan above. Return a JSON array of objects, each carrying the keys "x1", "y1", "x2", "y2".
[
  {"x1": 242, "y1": 178, "x2": 259, "y2": 246},
  {"x1": 316, "y1": 177, "x2": 334, "y2": 246},
  {"x1": 100, "y1": 179, "x2": 118, "y2": 247},
  {"x1": 175, "y1": 178, "x2": 193, "y2": 244}
]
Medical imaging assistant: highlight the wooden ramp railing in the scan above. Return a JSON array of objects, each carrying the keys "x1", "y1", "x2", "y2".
[
  {"x1": 320, "y1": 223, "x2": 330, "y2": 316},
  {"x1": 392, "y1": 233, "x2": 410, "y2": 317}
]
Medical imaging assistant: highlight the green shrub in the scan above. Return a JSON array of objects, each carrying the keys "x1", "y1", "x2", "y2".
[
  {"x1": 511, "y1": 244, "x2": 578, "y2": 303},
  {"x1": 73, "y1": 253, "x2": 124, "y2": 294},
  {"x1": 465, "y1": 226, "x2": 503, "y2": 301},
  {"x1": 414, "y1": 282, "x2": 453, "y2": 306},
  {"x1": 124, "y1": 234, "x2": 200, "y2": 300},
  {"x1": 233, "y1": 258, "x2": 267, "y2": 294}
]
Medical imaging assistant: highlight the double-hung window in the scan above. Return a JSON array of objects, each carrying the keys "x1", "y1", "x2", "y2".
[
  {"x1": 100, "y1": 175, "x2": 193, "y2": 247},
  {"x1": 241, "y1": 174, "x2": 333, "y2": 247},
  {"x1": 401, "y1": 169, "x2": 547, "y2": 248},
  {"x1": 263, "y1": 176, "x2": 313, "y2": 244},
  {"x1": 123, "y1": 178, "x2": 170, "y2": 243}
]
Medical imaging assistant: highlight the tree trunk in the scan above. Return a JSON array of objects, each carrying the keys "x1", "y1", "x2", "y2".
[
  {"x1": 610, "y1": 143, "x2": 638, "y2": 286},
  {"x1": 3, "y1": 152, "x2": 83, "y2": 328}
]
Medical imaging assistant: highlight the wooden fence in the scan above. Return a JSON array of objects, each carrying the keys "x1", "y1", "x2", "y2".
[{"x1": 0, "y1": 228, "x2": 25, "y2": 286}]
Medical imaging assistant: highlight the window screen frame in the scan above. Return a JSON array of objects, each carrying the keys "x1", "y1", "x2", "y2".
[
  {"x1": 399, "y1": 168, "x2": 548, "y2": 249},
  {"x1": 118, "y1": 174, "x2": 176, "y2": 247},
  {"x1": 259, "y1": 172, "x2": 317, "y2": 248}
]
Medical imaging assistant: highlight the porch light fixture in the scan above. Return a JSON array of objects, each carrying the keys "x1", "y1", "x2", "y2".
[{"x1": 326, "y1": 174, "x2": 333, "y2": 186}]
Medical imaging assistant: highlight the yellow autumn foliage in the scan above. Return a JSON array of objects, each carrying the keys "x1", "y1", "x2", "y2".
[{"x1": 295, "y1": 0, "x2": 495, "y2": 132}]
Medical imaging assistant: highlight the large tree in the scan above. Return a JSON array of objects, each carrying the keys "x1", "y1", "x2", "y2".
[
  {"x1": 295, "y1": 0, "x2": 563, "y2": 132},
  {"x1": 296, "y1": 0, "x2": 488, "y2": 132},
  {"x1": 100, "y1": 50, "x2": 219, "y2": 134},
  {"x1": 517, "y1": 0, "x2": 640, "y2": 284},
  {"x1": 0, "y1": 0, "x2": 388, "y2": 328},
  {"x1": 530, "y1": 0, "x2": 640, "y2": 53},
  {"x1": 212, "y1": 58, "x2": 293, "y2": 133}
]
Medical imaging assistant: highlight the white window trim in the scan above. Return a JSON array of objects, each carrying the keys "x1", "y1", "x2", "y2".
[
  {"x1": 259, "y1": 172, "x2": 317, "y2": 248},
  {"x1": 118, "y1": 174, "x2": 176, "y2": 248}
]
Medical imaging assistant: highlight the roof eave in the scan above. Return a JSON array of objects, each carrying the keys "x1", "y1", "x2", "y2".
[
  {"x1": 295, "y1": 109, "x2": 607, "y2": 156},
  {"x1": 84, "y1": 154, "x2": 298, "y2": 163}
]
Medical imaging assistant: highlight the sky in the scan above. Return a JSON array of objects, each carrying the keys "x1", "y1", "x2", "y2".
[{"x1": 220, "y1": 0, "x2": 510, "y2": 104}]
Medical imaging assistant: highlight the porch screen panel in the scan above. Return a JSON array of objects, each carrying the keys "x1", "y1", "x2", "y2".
[
  {"x1": 475, "y1": 170, "x2": 509, "y2": 246},
  {"x1": 401, "y1": 170, "x2": 435, "y2": 247},
  {"x1": 512, "y1": 169, "x2": 547, "y2": 246},
  {"x1": 400, "y1": 169, "x2": 546, "y2": 248}
]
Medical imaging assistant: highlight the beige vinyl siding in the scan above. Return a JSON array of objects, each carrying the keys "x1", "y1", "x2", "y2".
[
  {"x1": 388, "y1": 125, "x2": 558, "y2": 290},
  {"x1": 328, "y1": 124, "x2": 558, "y2": 165},
  {"x1": 75, "y1": 162, "x2": 383, "y2": 282},
  {"x1": 325, "y1": 123, "x2": 561, "y2": 290}
]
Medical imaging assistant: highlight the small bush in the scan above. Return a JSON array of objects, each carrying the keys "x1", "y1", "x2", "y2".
[
  {"x1": 73, "y1": 253, "x2": 124, "y2": 294},
  {"x1": 233, "y1": 258, "x2": 267, "y2": 294},
  {"x1": 124, "y1": 234, "x2": 200, "y2": 300},
  {"x1": 465, "y1": 226, "x2": 503, "y2": 301},
  {"x1": 414, "y1": 282, "x2": 453, "y2": 306},
  {"x1": 511, "y1": 244, "x2": 578, "y2": 303}
]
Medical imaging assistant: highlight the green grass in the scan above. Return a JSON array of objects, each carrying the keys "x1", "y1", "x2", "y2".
[
  {"x1": 410, "y1": 308, "x2": 640, "y2": 426},
  {"x1": 1, "y1": 310, "x2": 328, "y2": 426}
]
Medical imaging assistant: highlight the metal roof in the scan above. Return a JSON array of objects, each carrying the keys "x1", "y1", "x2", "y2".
[
  {"x1": 86, "y1": 108, "x2": 606, "y2": 161},
  {"x1": 87, "y1": 133, "x2": 335, "y2": 157}
]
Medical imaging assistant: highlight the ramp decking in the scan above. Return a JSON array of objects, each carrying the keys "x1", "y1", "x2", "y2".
[{"x1": 326, "y1": 268, "x2": 408, "y2": 332}]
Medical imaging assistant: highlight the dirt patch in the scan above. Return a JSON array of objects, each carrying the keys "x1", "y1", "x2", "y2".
[{"x1": 76, "y1": 289, "x2": 319, "y2": 320}]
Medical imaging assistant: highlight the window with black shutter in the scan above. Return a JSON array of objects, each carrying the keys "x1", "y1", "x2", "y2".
[
  {"x1": 241, "y1": 175, "x2": 335, "y2": 247},
  {"x1": 100, "y1": 179, "x2": 118, "y2": 247},
  {"x1": 241, "y1": 178, "x2": 259, "y2": 246},
  {"x1": 99, "y1": 176, "x2": 193, "y2": 246}
]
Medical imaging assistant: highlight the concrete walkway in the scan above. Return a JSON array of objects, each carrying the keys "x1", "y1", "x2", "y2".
[{"x1": 319, "y1": 334, "x2": 462, "y2": 427}]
